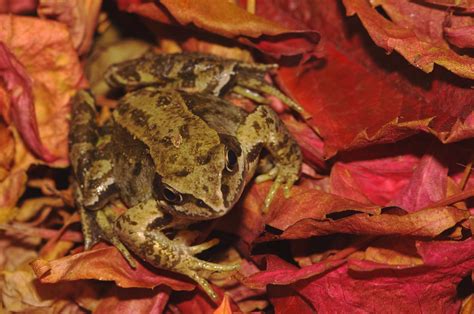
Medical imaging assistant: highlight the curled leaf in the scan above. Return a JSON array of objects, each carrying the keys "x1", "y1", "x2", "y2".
[
  {"x1": 31, "y1": 246, "x2": 194, "y2": 292},
  {"x1": 0, "y1": 43, "x2": 55, "y2": 162},
  {"x1": 120, "y1": 0, "x2": 321, "y2": 61},
  {"x1": 38, "y1": 0, "x2": 103, "y2": 55},
  {"x1": 343, "y1": 0, "x2": 474, "y2": 79},
  {"x1": 0, "y1": 15, "x2": 85, "y2": 166},
  {"x1": 245, "y1": 238, "x2": 474, "y2": 312},
  {"x1": 445, "y1": 25, "x2": 474, "y2": 48}
]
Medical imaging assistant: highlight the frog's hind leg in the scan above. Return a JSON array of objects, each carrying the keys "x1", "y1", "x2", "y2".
[
  {"x1": 70, "y1": 90, "x2": 99, "y2": 187},
  {"x1": 115, "y1": 199, "x2": 240, "y2": 300}
]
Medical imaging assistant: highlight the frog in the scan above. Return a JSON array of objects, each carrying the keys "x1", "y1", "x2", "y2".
[
  {"x1": 104, "y1": 52, "x2": 310, "y2": 119},
  {"x1": 69, "y1": 53, "x2": 303, "y2": 300}
]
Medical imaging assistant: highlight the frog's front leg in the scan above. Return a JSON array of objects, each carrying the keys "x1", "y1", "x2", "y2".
[
  {"x1": 70, "y1": 90, "x2": 118, "y2": 210},
  {"x1": 114, "y1": 199, "x2": 240, "y2": 300},
  {"x1": 233, "y1": 75, "x2": 309, "y2": 118},
  {"x1": 71, "y1": 90, "x2": 135, "y2": 264},
  {"x1": 238, "y1": 106, "x2": 302, "y2": 212}
]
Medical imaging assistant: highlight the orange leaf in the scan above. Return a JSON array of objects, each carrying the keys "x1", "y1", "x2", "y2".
[
  {"x1": 0, "y1": 15, "x2": 85, "y2": 166},
  {"x1": 30, "y1": 246, "x2": 194, "y2": 292},
  {"x1": 213, "y1": 294, "x2": 232, "y2": 314}
]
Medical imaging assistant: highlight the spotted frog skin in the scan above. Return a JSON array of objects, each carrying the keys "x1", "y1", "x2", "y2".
[{"x1": 70, "y1": 53, "x2": 302, "y2": 300}]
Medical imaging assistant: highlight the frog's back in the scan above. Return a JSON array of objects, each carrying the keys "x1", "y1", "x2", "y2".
[{"x1": 113, "y1": 88, "x2": 246, "y2": 213}]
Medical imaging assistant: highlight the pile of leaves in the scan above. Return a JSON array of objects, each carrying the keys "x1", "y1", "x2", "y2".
[{"x1": 0, "y1": 0, "x2": 473, "y2": 312}]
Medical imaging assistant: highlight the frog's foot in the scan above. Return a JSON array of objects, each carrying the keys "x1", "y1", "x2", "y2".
[
  {"x1": 255, "y1": 165, "x2": 299, "y2": 213},
  {"x1": 235, "y1": 77, "x2": 310, "y2": 119},
  {"x1": 114, "y1": 200, "x2": 239, "y2": 300},
  {"x1": 232, "y1": 85, "x2": 271, "y2": 104},
  {"x1": 178, "y1": 243, "x2": 240, "y2": 300}
]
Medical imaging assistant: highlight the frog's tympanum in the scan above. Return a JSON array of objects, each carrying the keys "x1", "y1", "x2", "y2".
[{"x1": 70, "y1": 53, "x2": 302, "y2": 300}]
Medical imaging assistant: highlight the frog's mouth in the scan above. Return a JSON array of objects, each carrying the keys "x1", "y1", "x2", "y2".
[{"x1": 157, "y1": 198, "x2": 227, "y2": 220}]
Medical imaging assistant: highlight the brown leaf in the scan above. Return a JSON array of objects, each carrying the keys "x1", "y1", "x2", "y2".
[
  {"x1": 38, "y1": 0, "x2": 103, "y2": 56},
  {"x1": 0, "y1": 170, "x2": 27, "y2": 223}
]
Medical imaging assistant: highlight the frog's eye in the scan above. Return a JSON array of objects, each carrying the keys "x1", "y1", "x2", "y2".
[
  {"x1": 225, "y1": 148, "x2": 238, "y2": 172},
  {"x1": 162, "y1": 185, "x2": 183, "y2": 204}
]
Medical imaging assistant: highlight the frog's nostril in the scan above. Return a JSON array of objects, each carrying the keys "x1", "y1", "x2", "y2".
[{"x1": 196, "y1": 199, "x2": 206, "y2": 207}]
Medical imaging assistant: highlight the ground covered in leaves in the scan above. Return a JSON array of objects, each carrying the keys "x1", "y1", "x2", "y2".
[{"x1": 0, "y1": 0, "x2": 474, "y2": 313}]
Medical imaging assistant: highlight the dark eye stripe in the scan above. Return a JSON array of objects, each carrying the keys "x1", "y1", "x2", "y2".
[{"x1": 153, "y1": 175, "x2": 217, "y2": 217}]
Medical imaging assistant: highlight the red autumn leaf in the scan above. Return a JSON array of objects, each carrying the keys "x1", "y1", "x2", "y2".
[
  {"x1": 169, "y1": 286, "x2": 239, "y2": 314},
  {"x1": 390, "y1": 153, "x2": 448, "y2": 212},
  {"x1": 267, "y1": 285, "x2": 315, "y2": 314},
  {"x1": 266, "y1": 206, "x2": 468, "y2": 241},
  {"x1": 343, "y1": 0, "x2": 474, "y2": 79},
  {"x1": 0, "y1": 0, "x2": 36, "y2": 14},
  {"x1": 243, "y1": 256, "x2": 345, "y2": 289},
  {"x1": 256, "y1": 0, "x2": 474, "y2": 156},
  {"x1": 30, "y1": 246, "x2": 194, "y2": 292},
  {"x1": 330, "y1": 152, "x2": 420, "y2": 206},
  {"x1": 328, "y1": 138, "x2": 431, "y2": 205},
  {"x1": 418, "y1": 0, "x2": 474, "y2": 10},
  {"x1": 118, "y1": 0, "x2": 321, "y2": 61},
  {"x1": 246, "y1": 238, "x2": 474, "y2": 312},
  {"x1": 262, "y1": 183, "x2": 382, "y2": 232},
  {"x1": 94, "y1": 286, "x2": 170, "y2": 314},
  {"x1": 445, "y1": 25, "x2": 474, "y2": 48},
  {"x1": 329, "y1": 140, "x2": 473, "y2": 209}
]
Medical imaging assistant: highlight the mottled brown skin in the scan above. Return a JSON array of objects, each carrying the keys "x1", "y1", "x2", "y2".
[
  {"x1": 105, "y1": 52, "x2": 308, "y2": 116},
  {"x1": 70, "y1": 53, "x2": 302, "y2": 300}
]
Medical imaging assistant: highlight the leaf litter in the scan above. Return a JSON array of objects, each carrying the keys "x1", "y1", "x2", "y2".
[{"x1": 0, "y1": 0, "x2": 473, "y2": 312}]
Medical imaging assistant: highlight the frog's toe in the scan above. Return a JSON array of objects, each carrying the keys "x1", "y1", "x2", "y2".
[
  {"x1": 194, "y1": 259, "x2": 240, "y2": 272},
  {"x1": 188, "y1": 238, "x2": 220, "y2": 255},
  {"x1": 186, "y1": 270, "x2": 218, "y2": 300},
  {"x1": 255, "y1": 167, "x2": 278, "y2": 183},
  {"x1": 261, "y1": 168, "x2": 299, "y2": 213},
  {"x1": 184, "y1": 256, "x2": 240, "y2": 300}
]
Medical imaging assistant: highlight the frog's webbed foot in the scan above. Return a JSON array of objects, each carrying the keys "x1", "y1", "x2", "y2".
[
  {"x1": 115, "y1": 200, "x2": 239, "y2": 300},
  {"x1": 256, "y1": 165, "x2": 299, "y2": 213},
  {"x1": 178, "y1": 241, "x2": 240, "y2": 300}
]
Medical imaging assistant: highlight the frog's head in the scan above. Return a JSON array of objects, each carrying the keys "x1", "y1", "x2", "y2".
[{"x1": 152, "y1": 134, "x2": 247, "y2": 220}]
